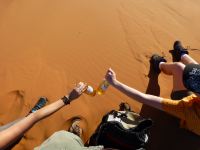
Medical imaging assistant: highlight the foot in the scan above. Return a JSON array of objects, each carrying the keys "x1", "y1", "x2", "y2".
[
  {"x1": 169, "y1": 40, "x2": 189, "y2": 62},
  {"x1": 69, "y1": 118, "x2": 83, "y2": 137},
  {"x1": 150, "y1": 54, "x2": 167, "y2": 74},
  {"x1": 119, "y1": 102, "x2": 131, "y2": 111},
  {"x1": 29, "y1": 97, "x2": 48, "y2": 113}
]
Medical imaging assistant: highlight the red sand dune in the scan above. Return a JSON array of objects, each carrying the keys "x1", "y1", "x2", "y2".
[{"x1": 0, "y1": 0, "x2": 200, "y2": 149}]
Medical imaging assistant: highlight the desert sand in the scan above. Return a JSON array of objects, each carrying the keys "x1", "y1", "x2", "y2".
[{"x1": 0, "y1": 0, "x2": 200, "y2": 149}]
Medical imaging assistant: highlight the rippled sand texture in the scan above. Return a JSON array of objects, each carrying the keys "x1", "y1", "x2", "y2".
[{"x1": 0, "y1": 0, "x2": 200, "y2": 149}]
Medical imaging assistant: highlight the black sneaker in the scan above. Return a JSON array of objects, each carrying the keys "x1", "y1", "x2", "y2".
[
  {"x1": 150, "y1": 54, "x2": 167, "y2": 74},
  {"x1": 169, "y1": 41, "x2": 189, "y2": 62},
  {"x1": 29, "y1": 97, "x2": 48, "y2": 113}
]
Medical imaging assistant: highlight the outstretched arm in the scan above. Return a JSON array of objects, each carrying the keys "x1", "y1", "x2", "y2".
[
  {"x1": 0, "y1": 82, "x2": 87, "y2": 150},
  {"x1": 105, "y1": 68, "x2": 163, "y2": 110}
]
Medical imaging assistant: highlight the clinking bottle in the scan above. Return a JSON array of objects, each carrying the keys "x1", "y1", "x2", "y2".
[
  {"x1": 96, "y1": 80, "x2": 110, "y2": 95},
  {"x1": 84, "y1": 85, "x2": 96, "y2": 96}
]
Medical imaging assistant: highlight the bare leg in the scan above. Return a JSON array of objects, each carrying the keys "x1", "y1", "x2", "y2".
[
  {"x1": 159, "y1": 62, "x2": 186, "y2": 91},
  {"x1": 181, "y1": 54, "x2": 198, "y2": 65},
  {"x1": 172, "y1": 41, "x2": 198, "y2": 64}
]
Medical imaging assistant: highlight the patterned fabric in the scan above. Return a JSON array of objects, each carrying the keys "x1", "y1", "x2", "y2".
[
  {"x1": 162, "y1": 94, "x2": 200, "y2": 136},
  {"x1": 183, "y1": 64, "x2": 200, "y2": 94}
]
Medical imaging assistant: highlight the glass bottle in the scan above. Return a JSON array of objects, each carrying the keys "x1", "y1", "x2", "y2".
[
  {"x1": 84, "y1": 85, "x2": 96, "y2": 96},
  {"x1": 96, "y1": 80, "x2": 109, "y2": 95}
]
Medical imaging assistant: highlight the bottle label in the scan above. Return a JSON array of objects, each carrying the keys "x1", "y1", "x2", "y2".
[{"x1": 101, "y1": 83, "x2": 109, "y2": 91}]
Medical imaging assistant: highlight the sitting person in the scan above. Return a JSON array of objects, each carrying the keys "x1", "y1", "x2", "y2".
[
  {"x1": 0, "y1": 82, "x2": 104, "y2": 150},
  {"x1": 105, "y1": 41, "x2": 200, "y2": 136}
]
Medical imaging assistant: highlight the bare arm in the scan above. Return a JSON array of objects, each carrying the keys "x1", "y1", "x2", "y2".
[
  {"x1": 0, "y1": 100, "x2": 65, "y2": 149},
  {"x1": 105, "y1": 68, "x2": 164, "y2": 110},
  {"x1": 113, "y1": 80, "x2": 163, "y2": 110},
  {"x1": 0, "y1": 118, "x2": 24, "y2": 132},
  {"x1": 0, "y1": 82, "x2": 87, "y2": 150}
]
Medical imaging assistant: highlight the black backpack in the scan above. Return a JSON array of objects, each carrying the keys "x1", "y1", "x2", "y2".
[{"x1": 88, "y1": 103, "x2": 153, "y2": 150}]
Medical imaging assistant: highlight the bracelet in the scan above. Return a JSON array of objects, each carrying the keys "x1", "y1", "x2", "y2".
[{"x1": 61, "y1": 95, "x2": 70, "y2": 105}]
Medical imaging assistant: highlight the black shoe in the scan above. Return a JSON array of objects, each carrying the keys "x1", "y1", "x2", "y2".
[
  {"x1": 29, "y1": 97, "x2": 48, "y2": 113},
  {"x1": 169, "y1": 41, "x2": 189, "y2": 62},
  {"x1": 150, "y1": 54, "x2": 167, "y2": 74}
]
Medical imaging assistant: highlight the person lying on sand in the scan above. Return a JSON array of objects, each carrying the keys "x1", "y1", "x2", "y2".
[
  {"x1": 0, "y1": 82, "x2": 103, "y2": 150},
  {"x1": 105, "y1": 41, "x2": 200, "y2": 136}
]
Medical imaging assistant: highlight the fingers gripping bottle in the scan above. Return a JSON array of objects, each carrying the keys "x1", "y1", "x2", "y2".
[
  {"x1": 96, "y1": 80, "x2": 110, "y2": 95},
  {"x1": 84, "y1": 85, "x2": 96, "y2": 96}
]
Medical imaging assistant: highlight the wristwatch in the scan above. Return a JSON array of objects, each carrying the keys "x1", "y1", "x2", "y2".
[{"x1": 61, "y1": 95, "x2": 70, "y2": 105}]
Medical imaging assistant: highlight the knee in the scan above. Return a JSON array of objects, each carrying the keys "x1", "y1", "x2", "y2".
[{"x1": 174, "y1": 62, "x2": 185, "y2": 71}]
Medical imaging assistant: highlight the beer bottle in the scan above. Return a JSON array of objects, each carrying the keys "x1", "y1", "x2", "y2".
[{"x1": 96, "y1": 80, "x2": 109, "y2": 95}]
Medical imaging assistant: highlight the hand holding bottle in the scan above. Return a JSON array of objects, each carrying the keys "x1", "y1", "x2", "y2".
[
  {"x1": 84, "y1": 81, "x2": 109, "y2": 96},
  {"x1": 96, "y1": 80, "x2": 109, "y2": 95},
  {"x1": 105, "y1": 68, "x2": 117, "y2": 86},
  {"x1": 67, "y1": 82, "x2": 88, "y2": 102},
  {"x1": 84, "y1": 68, "x2": 117, "y2": 97}
]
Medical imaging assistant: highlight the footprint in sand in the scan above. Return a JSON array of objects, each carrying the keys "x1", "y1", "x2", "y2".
[{"x1": 0, "y1": 90, "x2": 25, "y2": 122}]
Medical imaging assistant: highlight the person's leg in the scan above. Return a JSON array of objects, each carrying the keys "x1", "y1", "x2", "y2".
[
  {"x1": 159, "y1": 62, "x2": 187, "y2": 92},
  {"x1": 172, "y1": 41, "x2": 198, "y2": 65},
  {"x1": 166, "y1": 41, "x2": 198, "y2": 99},
  {"x1": 181, "y1": 54, "x2": 198, "y2": 65},
  {"x1": 150, "y1": 54, "x2": 193, "y2": 99}
]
